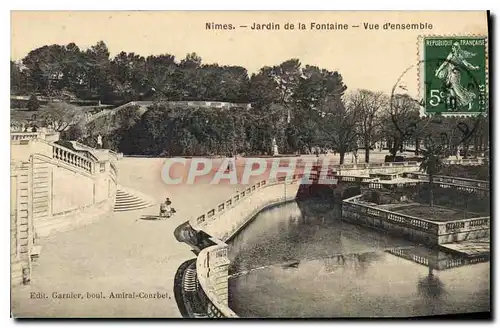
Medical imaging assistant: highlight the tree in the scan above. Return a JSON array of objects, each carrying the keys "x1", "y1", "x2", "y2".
[
  {"x1": 270, "y1": 59, "x2": 302, "y2": 113},
  {"x1": 294, "y1": 65, "x2": 346, "y2": 111},
  {"x1": 384, "y1": 94, "x2": 421, "y2": 158},
  {"x1": 39, "y1": 102, "x2": 85, "y2": 132},
  {"x1": 84, "y1": 41, "x2": 113, "y2": 101},
  {"x1": 419, "y1": 134, "x2": 446, "y2": 207},
  {"x1": 109, "y1": 51, "x2": 146, "y2": 101},
  {"x1": 10, "y1": 61, "x2": 28, "y2": 95},
  {"x1": 472, "y1": 116, "x2": 489, "y2": 155},
  {"x1": 59, "y1": 43, "x2": 87, "y2": 96},
  {"x1": 21, "y1": 44, "x2": 67, "y2": 97},
  {"x1": 248, "y1": 68, "x2": 281, "y2": 106},
  {"x1": 349, "y1": 89, "x2": 387, "y2": 162},
  {"x1": 27, "y1": 94, "x2": 40, "y2": 111},
  {"x1": 180, "y1": 52, "x2": 202, "y2": 69},
  {"x1": 143, "y1": 54, "x2": 180, "y2": 100},
  {"x1": 288, "y1": 66, "x2": 348, "y2": 154},
  {"x1": 248, "y1": 60, "x2": 303, "y2": 151},
  {"x1": 316, "y1": 93, "x2": 359, "y2": 164}
]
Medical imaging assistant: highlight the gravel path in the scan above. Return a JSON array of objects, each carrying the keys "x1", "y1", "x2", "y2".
[{"x1": 11, "y1": 158, "x2": 242, "y2": 318}]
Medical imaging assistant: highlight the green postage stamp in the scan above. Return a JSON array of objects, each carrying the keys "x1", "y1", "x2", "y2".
[{"x1": 419, "y1": 36, "x2": 488, "y2": 116}]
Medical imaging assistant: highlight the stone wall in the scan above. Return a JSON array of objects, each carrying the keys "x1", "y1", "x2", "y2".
[
  {"x1": 336, "y1": 162, "x2": 420, "y2": 176},
  {"x1": 11, "y1": 131, "x2": 60, "y2": 143},
  {"x1": 185, "y1": 177, "x2": 301, "y2": 318},
  {"x1": 342, "y1": 195, "x2": 490, "y2": 245},
  {"x1": 192, "y1": 181, "x2": 299, "y2": 241},
  {"x1": 52, "y1": 166, "x2": 94, "y2": 214},
  {"x1": 11, "y1": 162, "x2": 34, "y2": 286},
  {"x1": 10, "y1": 138, "x2": 118, "y2": 285}
]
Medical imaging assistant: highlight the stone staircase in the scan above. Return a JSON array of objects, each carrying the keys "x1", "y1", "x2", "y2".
[{"x1": 114, "y1": 186, "x2": 156, "y2": 212}]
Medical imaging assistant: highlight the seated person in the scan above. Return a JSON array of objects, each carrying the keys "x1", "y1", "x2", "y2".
[
  {"x1": 159, "y1": 202, "x2": 167, "y2": 216},
  {"x1": 162, "y1": 198, "x2": 175, "y2": 216}
]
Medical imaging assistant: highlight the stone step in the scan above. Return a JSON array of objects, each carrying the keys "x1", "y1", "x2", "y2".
[
  {"x1": 115, "y1": 197, "x2": 148, "y2": 205},
  {"x1": 115, "y1": 194, "x2": 151, "y2": 202},
  {"x1": 115, "y1": 195, "x2": 143, "y2": 202},
  {"x1": 113, "y1": 203, "x2": 154, "y2": 212},
  {"x1": 114, "y1": 198, "x2": 152, "y2": 205},
  {"x1": 114, "y1": 202, "x2": 152, "y2": 210},
  {"x1": 114, "y1": 185, "x2": 156, "y2": 212}
]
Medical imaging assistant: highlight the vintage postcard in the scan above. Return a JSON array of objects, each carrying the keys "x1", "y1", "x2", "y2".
[{"x1": 10, "y1": 11, "x2": 490, "y2": 318}]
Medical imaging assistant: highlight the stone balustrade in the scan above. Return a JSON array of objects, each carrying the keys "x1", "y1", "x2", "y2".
[
  {"x1": 192, "y1": 175, "x2": 300, "y2": 232},
  {"x1": 404, "y1": 172, "x2": 489, "y2": 190},
  {"x1": 332, "y1": 171, "x2": 488, "y2": 194},
  {"x1": 11, "y1": 132, "x2": 38, "y2": 141},
  {"x1": 11, "y1": 131, "x2": 60, "y2": 142},
  {"x1": 336, "y1": 161, "x2": 420, "y2": 177},
  {"x1": 443, "y1": 158, "x2": 486, "y2": 166},
  {"x1": 440, "y1": 216, "x2": 490, "y2": 234},
  {"x1": 52, "y1": 144, "x2": 93, "y2": 174},
  {"x1": 342, "y1": 195, "x2": 490, "y2": 245},
  {"x1": 196, "y1": 242, "x2": 237, "y2": 318},
  {"x1": 343, "y1": 195, "x2": 440, "y2": 235},
  {"x1": 186, "y1": 175, "x2": 301, "y2": 318}
]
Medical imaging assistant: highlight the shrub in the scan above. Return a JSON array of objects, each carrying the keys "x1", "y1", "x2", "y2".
[
  {"x1": 370, "y1": 190, "x2": 382, "y2": 204},
  {"x1": 27, "y1": 95, "x2": 40, "y2": 111},
  {"x1": 384, "y1": 155, "x2": 405, "y2": 162},
  {"x1": 342, "y1": 186, "x2": 361, "y2": 200}
]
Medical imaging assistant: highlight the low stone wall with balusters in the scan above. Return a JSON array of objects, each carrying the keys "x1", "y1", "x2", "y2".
[
  {"x1": 11, "y1": 131, "x2": 60, "y2": 143},
  {"x1": 190, "y1": 177, "x2": 300, "y2": 240},
  {"x1": 342, "y1": 195, "x2": 490, "y2": 245},
  {"x1": 443, "y1": 158, "x2": 486, "y2": 166},
  {"x1": 336, "y1": 171, "x2": 489, "y2": 196},
  {"x1": 403, "y1": 172, "x2": 489, "y2": 191},
  {"x1": 182, "y1": 176, "x2": 301, "y2": 318},
  {"x1": 437, "y1": 217, "x2": 490, "y2": 244},
  {"x1": 337, "y1": 161, "x2": 420, "y2": 176}
]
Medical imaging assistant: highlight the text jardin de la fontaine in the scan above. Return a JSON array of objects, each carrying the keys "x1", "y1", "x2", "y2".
[{"x1": 206, "y1": 22, "x2": 434, "y2": 31}]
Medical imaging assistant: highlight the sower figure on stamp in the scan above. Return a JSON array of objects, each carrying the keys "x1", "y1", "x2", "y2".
[{"x1": 434, "y1": 42, "x2": 480, "y2": 111}]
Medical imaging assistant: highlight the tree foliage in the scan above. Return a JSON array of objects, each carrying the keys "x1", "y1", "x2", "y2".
[
  {"x1": 40, "y1": 102, "x2": 85, "y2": 132},
  {"x1": 11, "y1": 41, "x2": 489, "y2": 159},
  {"x1": 11, "y1": 42, "x2": 251, "y2": 105}
]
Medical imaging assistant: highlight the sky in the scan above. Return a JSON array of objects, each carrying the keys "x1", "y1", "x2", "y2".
[{"x1": 11, "y1": 11, "x2": 488, "y2": 96}]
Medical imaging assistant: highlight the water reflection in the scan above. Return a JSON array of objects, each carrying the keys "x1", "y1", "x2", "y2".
[
  {"x1": 418, "y1": 271, "x2": 446, "y2": 299},
  {"x1": 228, "y1": 200, "x2": 490, "y2": 318}
]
